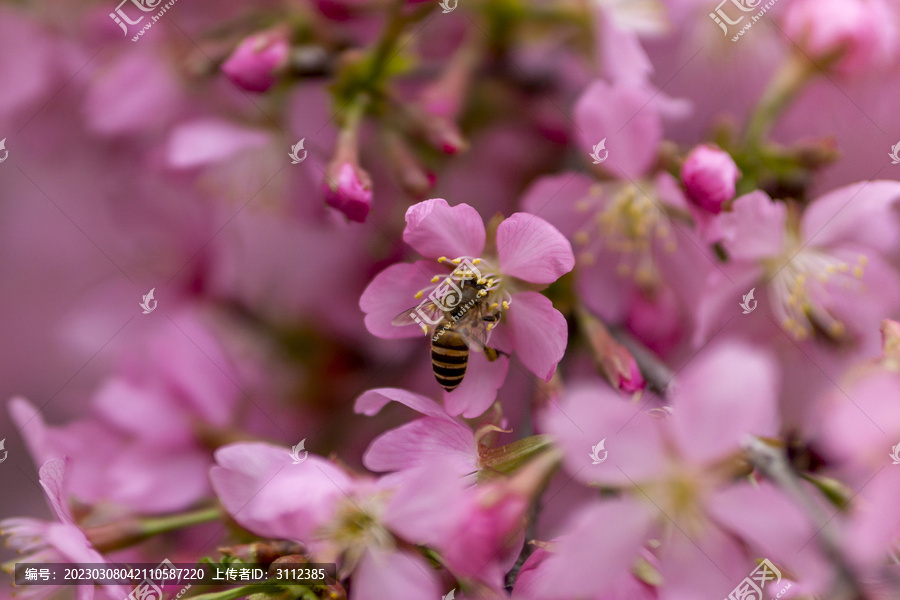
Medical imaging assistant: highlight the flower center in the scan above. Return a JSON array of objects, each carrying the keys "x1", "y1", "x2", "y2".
[
  {"x1": 406, "y1": 256, "x2": 512, "y2": 334},
  {"x1": 572, "y1": 184, "x2": 676, "y2": 290},
  {"x1": 765, "y1": 246, "x2": 867, "y2": 342},
  {"x1": 316, "y1": 495, "x2": 392, "y2": 571}
]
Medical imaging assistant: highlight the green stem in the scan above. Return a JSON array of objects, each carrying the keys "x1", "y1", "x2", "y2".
[
  {"x1": 88, "y1": 506, "x2": 223, "y2": 553},
  {"x1": 744, "y1": 52, "x2": 816, "y2": 147},
  {"x1": 141, "y1": 506, "x2": 223, "y2": 536}
]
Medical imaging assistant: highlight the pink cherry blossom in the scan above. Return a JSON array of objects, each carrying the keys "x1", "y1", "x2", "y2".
[
  {"x1": 0, "y1": 458, "x2": 129, "y2": 600},
  {"x1": 210, "y1": 442, "x2": 444, "y2": 600},
  {"x1": 782, "y1": 0, "x2": 898, "y2": 75},
  {"x1": 695, "y1": 182, "x2": 900, "y2": 348},
  {"x1": 359, "y1": 198, "x2": 573, "y2": 416}
]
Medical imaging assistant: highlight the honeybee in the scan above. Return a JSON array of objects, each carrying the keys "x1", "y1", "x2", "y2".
[{"x1": 393, "y1": 275, "x2": 503, "y2": 392}]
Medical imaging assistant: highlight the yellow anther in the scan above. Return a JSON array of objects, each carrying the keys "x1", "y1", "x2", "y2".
[
  {"x1": 853, "y1": 266, "x2": 864, "y2": 278},
  {"x1": 501, "y1": 301, "x2": 510, "y2": 310},
  {"x1": 452, "y1": 258, "x2": 462, "y2": 264},
  {"x1": 437, "y1": 256, "x2": 447, "y2": 263},
  {"x1": 478, "y1": 290, "x2": 487, "y2": 297},
  {"x1": 575, "y1": 199, "x2": 592, "y2": 212},
  {"x1": 837, "y1": 263, "x2": 849, "y2": 272},
  {"x1": 859, "y1": 255, "x2": 868, "y2": 266},
  {"x1": 489, "y1": 303, "x2": 499, "y2": 310},
  {"x1": 574, "y1": 231, "x2": 590, "y2": 245},
  {"x1": 420, "y1": 324, "x2": 429, "y2": 334},
  {"x1": 830, "y1": 322, "x2": 846, "y2": 337},
  {"x1": 486, "y1": 323, "x2": 494, "y2": 331},
  {"x1": 431, "y1": 276, "x2": 440, "y2": 283},
  {"x1": 795, "y1": 274, "x2": 806, "y2": 287},
  {"x1": 472, "y1": 258, "x2": 482, "y2": 265},
  {"x1": 414, "y1": 291, "x2": 424, "y2": 299},
  {"x1": 477, "y1": 278, "x2": 487, "y2": 285},
  {"x1": 579, "y1": 251, "x2": 595, "y2": 265}
]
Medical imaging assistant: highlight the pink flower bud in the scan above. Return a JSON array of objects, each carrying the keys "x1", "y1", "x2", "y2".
[
  {"x1": 323, "y1": 162, "x2": 373, "y2": 222},
  {"x1": 221, "y1": 29, "x2": 289, "y2": 93},
  {"x1": 783, "y1": 0, "x2": 897, "y2": 74},
  {"x1": 681, "y1": 144, "x2": 740, "y2": 214}
]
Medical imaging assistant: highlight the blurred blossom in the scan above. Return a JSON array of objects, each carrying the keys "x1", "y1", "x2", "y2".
[
  {"x1": 9, "y1": 310, "x2": 288, "y2": 514},
  {"x1": 0, "y1": 458, "x2": 129, "y2": 600},
  {"x1": 210, "y1": 442, "x2": 444, "y2": 599},
  {"x1": 221, "y1": 28, "x2": 290, "y2": 93},
  {"x1": 696, "y1": 182, "x2": 900, "y2": 347},
  {"x1": 680, "y1": 144, "x2": 740, "y2": 214},
  {"x1": 782, "y1": 0, "x2": 898, "y2": 75}
]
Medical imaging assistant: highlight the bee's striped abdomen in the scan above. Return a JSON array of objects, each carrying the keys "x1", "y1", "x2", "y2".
[{"x1": 431, "y1": 328, "x2": 468, "y2": 391}]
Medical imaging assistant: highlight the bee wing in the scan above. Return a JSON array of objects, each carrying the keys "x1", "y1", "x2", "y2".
[
  {"x1": 392, "y1": 301, "x2": 444, "y2": 327},
  {"x1": 451, "y1": 306, "x2": 495, "y2": 352}
]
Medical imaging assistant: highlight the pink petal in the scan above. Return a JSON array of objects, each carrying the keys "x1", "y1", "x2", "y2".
[
  {"x1": 351, "y1": 548, "x2": 441, "y2": 600},
  {"x1": 403, "y1": 199, "x2": 486, "y2": 259},
  {"x1": 573, "y1": 80, "x2": 662, "y2": 178},
  {"x1": 538, "y1": 382, "x2": 667, "y2": 486},
  {"x1": 381, "y1": 460, "x2": 466, "y2": 546},
  {"x1": 717, "y1": 191, "x2": 786, "y2": 261},
  {"x1": 505, "y1": 292, "x2": 567, "y2": 380},
  {"x1": 692, "y1": 262, "x2": 762, "y2": 347},
  {"x1": 707, "y1": 482, "x2": 831, "y2": 588},
  {"x1": 39, "y1": 457, "x2": 73, "y2": 523},
  {"x1": 167, "y1": 118, "x2": 271, "y2": 169},
  {"x1": 359, "y1": 261, "x2": 439, "y2": 339},
  {"x1": 669, "y1": 341, "x2": 780, "y2": 465},
  {"x1": 595, "y1": 15, "x2": 653, "y2": 85},
  {"x1": 577, "y1": 249, "x2": 635, "y2": 323},
  {"x1": 362, "y1": 416, "x2": 477, "y2": 475},
  {"x1": 442, "y1": 350, "x2": 509, "y2": 418},
  {"x1": 802, "y1": 180, "x2": 900, "y2": 254},
  {"x1": 518, "y1": 173, "x2": 595, "y2": 238},
  {"x1": 210, "y1": 443, "x2": 351, "y2": 542},
  {"x1": 528, "y1": 499, "x2": 654, "y2": 598},
  {"x1": 83, "y1": 51, "x2": 181, "y2": 136},
  {"x1": 497, "y1": 213, "x2": 575, "y2": 284},
  {"x1": 354, "y1": 387, "x2": 455, "y2": 420}
]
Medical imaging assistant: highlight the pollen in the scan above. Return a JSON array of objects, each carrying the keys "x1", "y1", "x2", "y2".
[
  {"x1": 768, "y1": 250, "x2": 867, "y2": 342},
  {"x1": 568, "y1": 183, "x2": 675, "y2": 291}
]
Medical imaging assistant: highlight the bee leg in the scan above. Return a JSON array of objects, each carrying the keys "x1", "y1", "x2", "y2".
[{"x1": 484, "y1": 347, "x2": 508, "y2": 361}]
